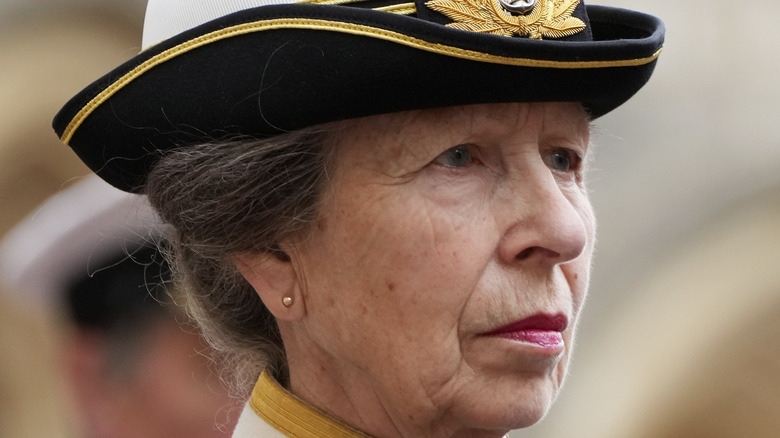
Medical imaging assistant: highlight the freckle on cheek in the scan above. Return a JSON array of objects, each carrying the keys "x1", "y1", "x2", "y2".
[{"x1": 386, "y1": 281, "x2": 396, "y2": 292}]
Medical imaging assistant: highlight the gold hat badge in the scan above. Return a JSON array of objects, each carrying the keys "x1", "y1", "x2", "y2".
[{"x1": 426, "y1": 0, "x2": 586, "y2": 39}]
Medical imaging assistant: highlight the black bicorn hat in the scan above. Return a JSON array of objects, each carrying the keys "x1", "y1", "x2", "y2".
[{"x1": 54, "y1": 0, "x2": 665, "y2": 193}]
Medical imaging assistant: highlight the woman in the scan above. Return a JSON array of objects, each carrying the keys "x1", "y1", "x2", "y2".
[{"x1": 53, "y1": 0, "x2": 664, "y2": 436}]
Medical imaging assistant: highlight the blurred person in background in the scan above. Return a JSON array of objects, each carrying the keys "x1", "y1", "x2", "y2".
[
  {"x1": 0, "y1": 176, "x2": 237, "y2": 438},
  {"x1": 0, "y1": 2, "x2": 145, "y2": 436}
]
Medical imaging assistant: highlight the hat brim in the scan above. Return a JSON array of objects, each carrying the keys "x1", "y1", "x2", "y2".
[{"x1": 54, "y1": 3, "x2": 664, "y2": 193}]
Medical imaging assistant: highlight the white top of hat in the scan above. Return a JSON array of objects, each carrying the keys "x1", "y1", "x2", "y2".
[
  {"x1": 0, "y1": 175, "x2": 165, "y2": 310},
  {"x1": 142, "y1": 0, "x2": 298, "y2": 49}
]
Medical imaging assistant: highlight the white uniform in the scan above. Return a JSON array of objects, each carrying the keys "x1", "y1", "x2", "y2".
[{"x1": 232, "y1": 403, "x2": 288, "y2": 438}]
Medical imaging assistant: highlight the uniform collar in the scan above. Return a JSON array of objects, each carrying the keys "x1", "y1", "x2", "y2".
[{"x1": 249, "y1": 370, "x2": 371, "y2": 438}]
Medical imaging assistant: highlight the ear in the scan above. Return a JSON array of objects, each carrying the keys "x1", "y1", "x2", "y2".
[{"x1": 233, "y1": 251, "x2": 305, "y2": 321}]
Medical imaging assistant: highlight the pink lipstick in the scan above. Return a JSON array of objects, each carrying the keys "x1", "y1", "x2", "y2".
[{"x1": 483, "y1": 314, "x2": 568, "y2": 349}]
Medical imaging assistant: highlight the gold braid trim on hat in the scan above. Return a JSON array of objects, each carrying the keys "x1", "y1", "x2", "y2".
[
  {"x1": 300, "y1": 0, "x2": 417, "y2": 15},
  {"x1": 426, "y1": 0, "x2": 585, "y2": 39},
  {"x1": 299, "y1": 0, "x2": 366, "y2": 5},
  {"x1": 375, "y1": 3, "x2": 417, "y2": 15}
]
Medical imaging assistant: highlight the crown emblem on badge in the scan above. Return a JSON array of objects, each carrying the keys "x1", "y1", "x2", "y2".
[
  {"x1": 499, "y1": 0, "x2": 537, "y2": 14},
  {"x1": 426, "y1": 0, "x2": 586, "y2": 39}
]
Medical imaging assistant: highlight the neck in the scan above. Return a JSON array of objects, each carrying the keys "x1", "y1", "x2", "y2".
[
  {"x1": 281, "y1": 327, "x2": 507, "y2": 438},
  {"x1": 286, "y1": 351, "x2": 405, "y2": 437}
]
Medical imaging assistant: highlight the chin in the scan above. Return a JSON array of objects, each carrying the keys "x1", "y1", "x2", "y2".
[
  {"x1": 512, "y1": 392, "x2": 557, "y2": 429},
  {"x1": 505, "y1": 392, "x2": 557, "y2": 430},
  {"x1": 457, "y1": 375, "x2": 561, "y2": 434}
]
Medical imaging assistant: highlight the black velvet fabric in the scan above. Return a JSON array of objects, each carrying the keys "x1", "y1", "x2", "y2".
[{"x1": 54, "y1": 2, "x2": 664, "y2": 192}]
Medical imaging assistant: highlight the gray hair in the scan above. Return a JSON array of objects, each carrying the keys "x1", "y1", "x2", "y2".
[{"x1": 144, "y1": 125, "x2": 339, "y2": 395}]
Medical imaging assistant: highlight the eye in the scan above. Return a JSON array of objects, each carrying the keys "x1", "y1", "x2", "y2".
[
  {"x1": 544, "y1": 148, "x2": 581, "y2": 173},
  {"x1": 433, "y1": 145, "x2": 473, "y2": 168}
]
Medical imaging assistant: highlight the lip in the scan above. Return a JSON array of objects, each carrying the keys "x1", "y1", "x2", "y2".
[{"x1": 482, "y1": 313, "x2": 568, "y2": 350}]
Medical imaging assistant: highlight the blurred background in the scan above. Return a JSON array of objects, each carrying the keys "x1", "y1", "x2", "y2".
[
  {"x1": 0, "y1": 1, "x2": 237, "y2": 437},
  {"x1": 0, "y1": 0, "x2": 778, "y2": 437},
  {"x1": 524, "y1": 0, "x2": 780, "y2": 436}
]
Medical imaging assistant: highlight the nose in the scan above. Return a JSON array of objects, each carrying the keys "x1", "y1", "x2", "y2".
[{"x1": 496, "y1": 168, "x2": 591, "y2": 266}]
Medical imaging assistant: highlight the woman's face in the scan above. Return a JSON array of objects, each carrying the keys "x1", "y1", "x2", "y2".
[{"x1": 280, "y1": 102, "x2": 595, "y2": 437}]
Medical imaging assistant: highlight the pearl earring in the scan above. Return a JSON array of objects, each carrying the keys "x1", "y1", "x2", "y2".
[{"x1": 282, "y1": 296, "x2": 294, "y2": 307}]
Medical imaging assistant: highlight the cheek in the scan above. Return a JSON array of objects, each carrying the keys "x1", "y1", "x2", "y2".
[
  {"x1": 575, "y1": 201, "x2": 596, "y2": 301},
  {"x1": 553, "y1": 197, "x2": 594, "y2": 343},
  {"x1": 300, "y1": 187, "x2": 492, "y2": 354}
]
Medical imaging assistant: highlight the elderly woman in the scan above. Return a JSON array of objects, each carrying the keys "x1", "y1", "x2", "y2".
[{"x1": 54, "y1": 0, "x2": 664, "y2": 436}]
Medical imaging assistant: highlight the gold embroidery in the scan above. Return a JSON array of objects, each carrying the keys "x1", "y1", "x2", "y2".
[
  {"x1": 250, "y1": 371, "x2": 370, "y2": 438},
  {"x1": 425, "y1": 0, "x2": 585, "y2": 39}
]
